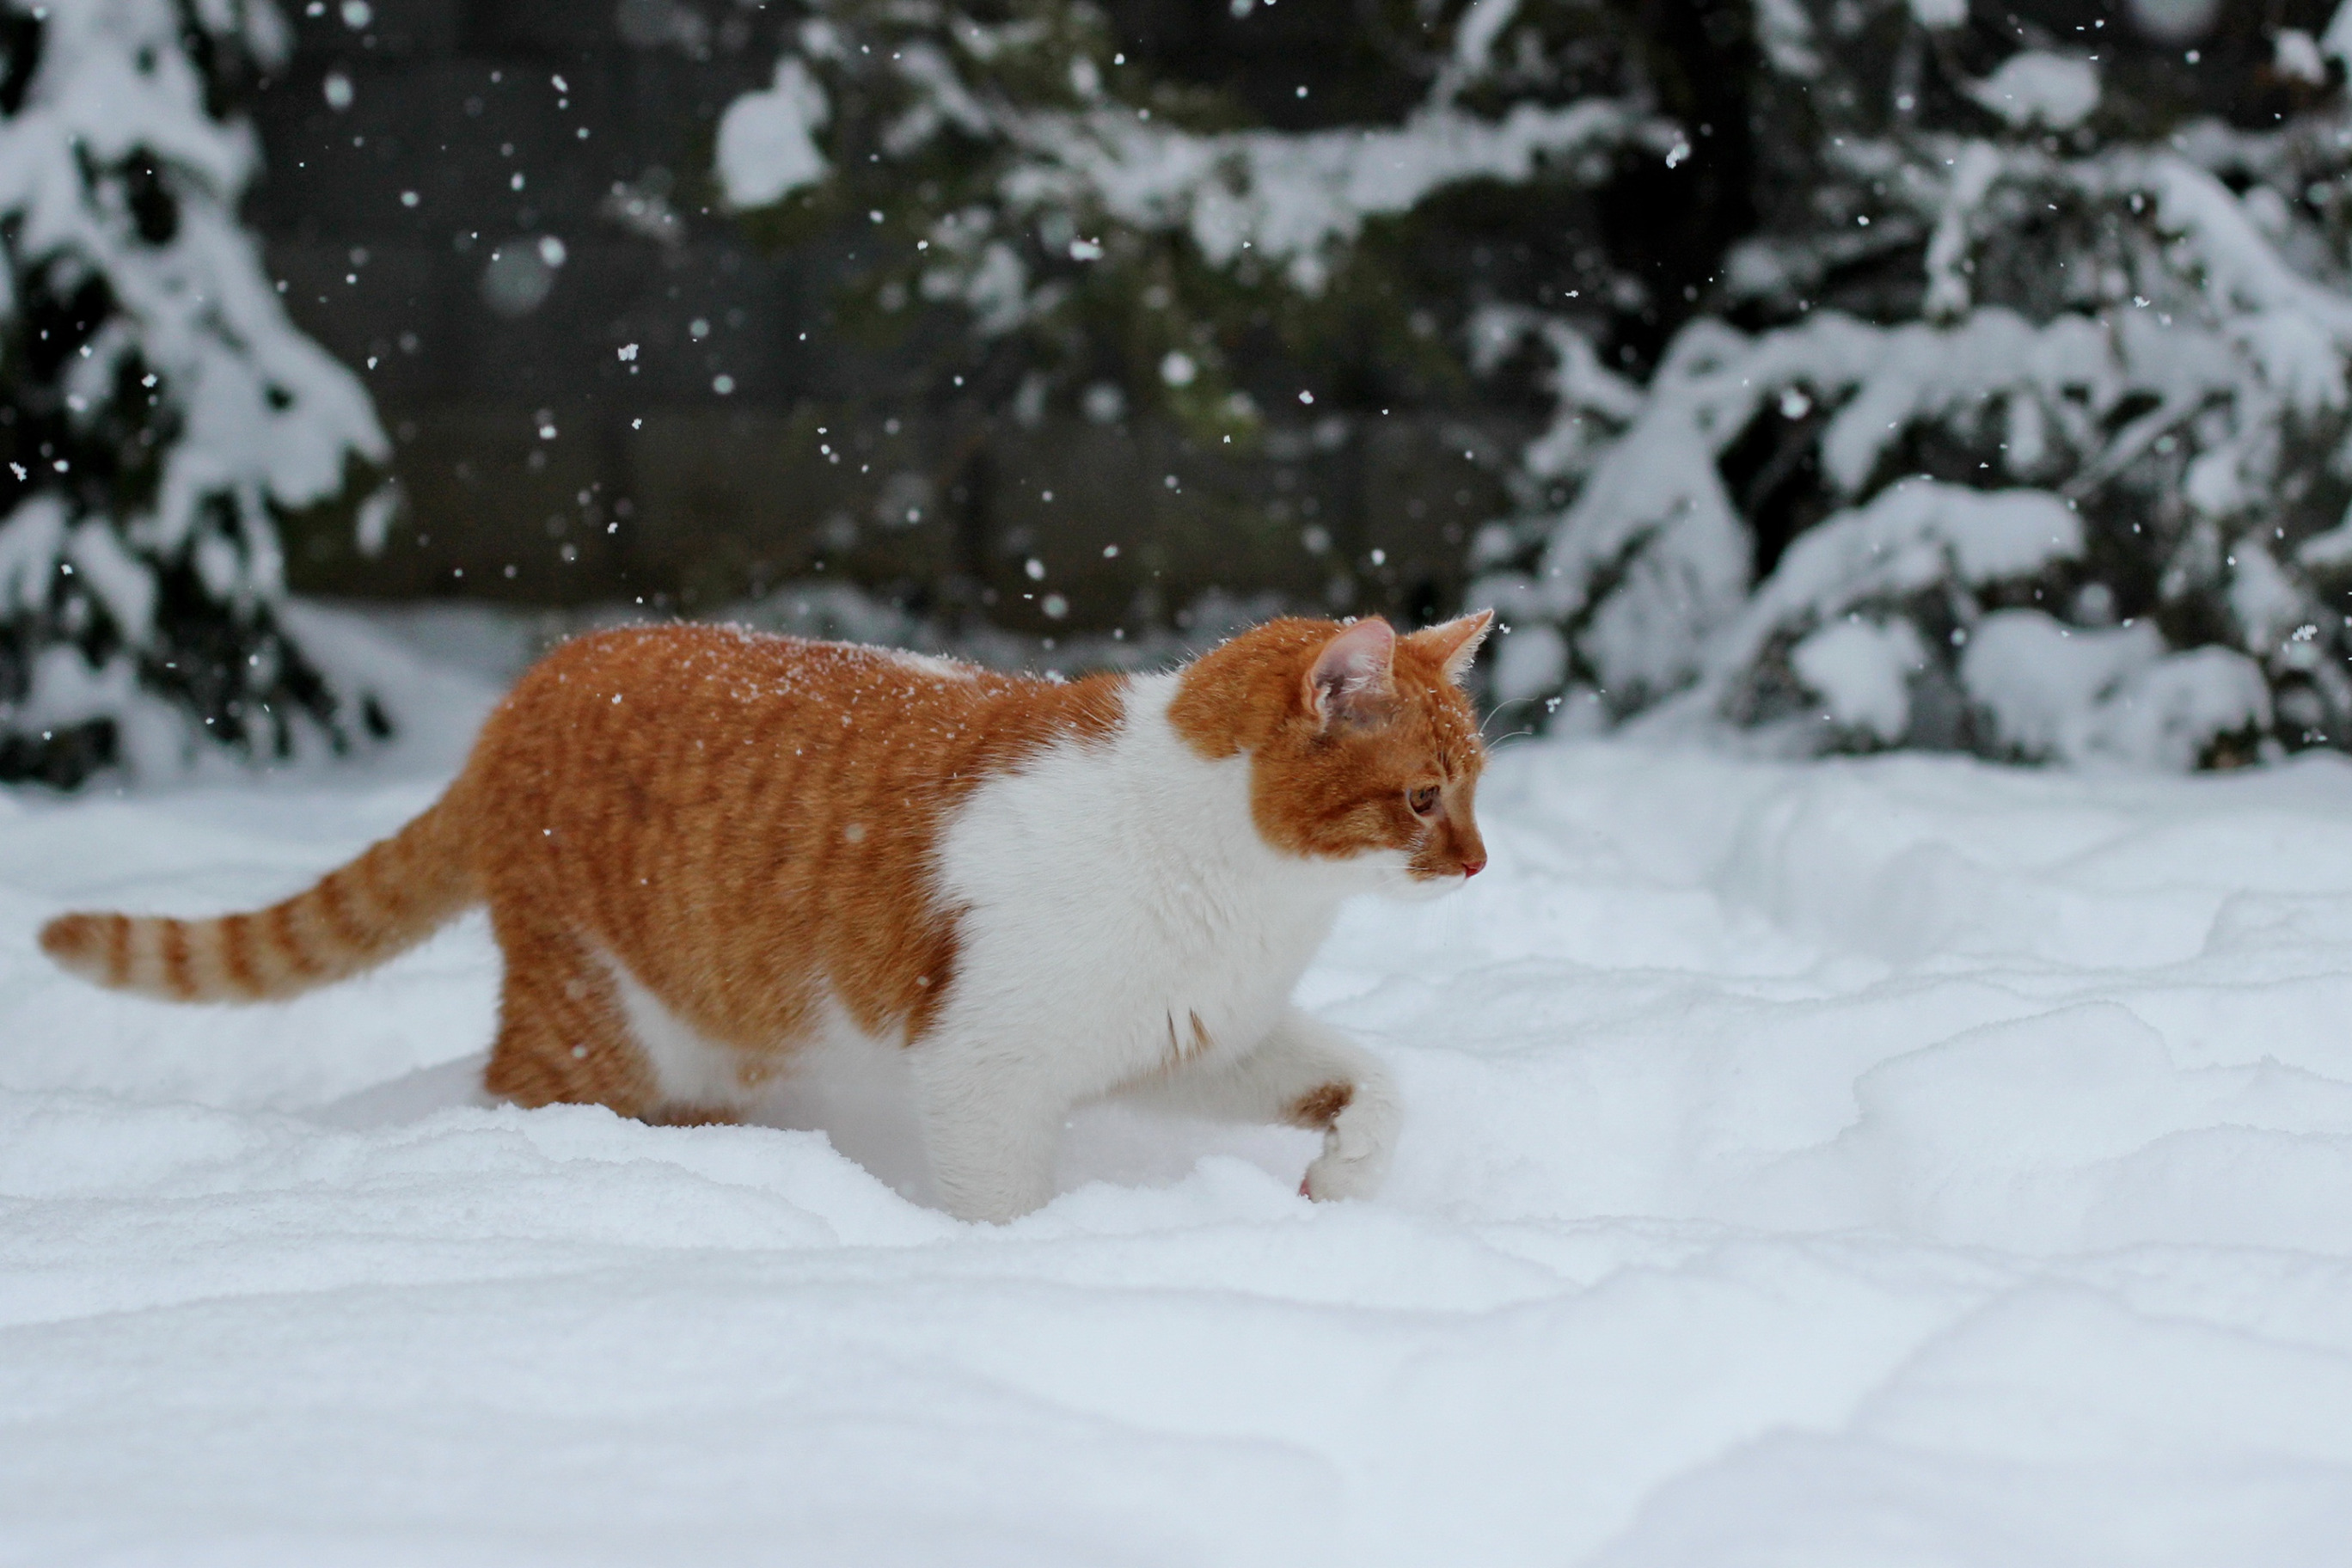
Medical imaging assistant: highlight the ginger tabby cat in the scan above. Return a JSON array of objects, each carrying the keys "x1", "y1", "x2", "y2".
[{"x1": 41, "y1": 611, "x2": 1492, "y2": 1221}]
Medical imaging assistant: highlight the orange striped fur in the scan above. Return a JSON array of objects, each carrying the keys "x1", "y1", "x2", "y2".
[{"x1": 40, "y1": 795, "x2": 475, "y2": 1003}]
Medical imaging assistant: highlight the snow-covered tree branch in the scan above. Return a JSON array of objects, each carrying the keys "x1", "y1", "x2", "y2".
[
  {"x1": 716, "y1": 0, "x2": 1670, "y2": 441},
  {"x1": 1479, "y1": 0, "x2": 2352, "y2": 769},
  {"x1": 0, "y1": 0, "x2": 390, "y2": 787}
]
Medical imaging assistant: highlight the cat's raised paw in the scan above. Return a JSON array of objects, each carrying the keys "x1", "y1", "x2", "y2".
[{"x1": 1300, "y1": 1082, "x2": 1399, "y2": 1202}]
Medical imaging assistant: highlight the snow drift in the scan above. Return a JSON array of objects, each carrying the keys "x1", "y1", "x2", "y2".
[{"x1": 4, "y1": 609, "x2": 2351, "y2": 1562}]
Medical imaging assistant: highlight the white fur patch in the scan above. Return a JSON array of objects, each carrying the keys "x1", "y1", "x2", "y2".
[
  {"x1": 603, "y1": 954, "x2": 939, "y2": 1200},
  {"x1": 604, "y1": 956, "x2": 750, "y2": 1109},
  {"x1": 910, "y1": 674, "x2": 1396, "y2": 1216}
]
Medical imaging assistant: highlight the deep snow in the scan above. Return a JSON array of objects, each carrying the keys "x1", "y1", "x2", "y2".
[{"x1": 6, "y1": 611, "x2": 2352, "y2": 1565}]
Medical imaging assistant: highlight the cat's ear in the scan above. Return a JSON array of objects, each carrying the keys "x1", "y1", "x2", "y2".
[
  {"x1": 1305, "y1": 617, "x2": 1397, "y2": 727},
  {"x1": 1412, "y1": 609, "x2": 1494, "y2": 686}
]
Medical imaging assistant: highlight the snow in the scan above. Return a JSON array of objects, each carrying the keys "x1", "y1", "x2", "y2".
[
  {"x1": 715, "y1": 57, "x2": 831, "y2": 211},
  {"x1": 1962, "y1": 612, "x2": 2166, "y2": 758},
  {"x1": 1449, "y1": 0, "x2": 1525, "y2": 79},
  {"x1": 999, "y1": 96, "x2": 1645, "y2": 294},
  {"x1": 1, "y1": 0, "x2": 390, "y2": 542},
  {"x1": 1477, "y1": 303, "x2": 2113, "y2": 712},
  {"x1": 1790, "y1": 616, "x2": 1922, "y2": 740},
  {"x1": 1965, "y1": 52, "x2": 2101, "y2": 131},
  {"x1": 1906, "y1": 0, "x2": 1968, "y2": 27},
  {"x1": 2274, "y1": 28, "x2": 2327, "y2": 85},
  {"x1": 2298, "y1": 514, "x2": 2352, "y2": 570},
  {"x1": 1754, "y1": 0, "x2": 1823, "y2": 77},
  {"x1": 1955, "y1": 612, "x2": 2270, "y2": 768},
  {"x1": 2094, "y1": 646, "x2": 2276, "y2": 769},
  {"x1": 2327, "y1": 0, "x2": 2352, "y2": 70},
  {"x1": 1738, "y1": 481, "x2": 2082, "y2": 644},
  {"x1": 725, "y1": 27, "x2": 1663, "y2": 320},
  {"x1": 8, "y1": 608, "x2": 2352, "y2": 1560},
  {"x1": 1483, "y1": 120, "x2": 2352, "y2": 752},
  {"x1": 0, "y1": 494, "x2": 68, "y2": 612}
]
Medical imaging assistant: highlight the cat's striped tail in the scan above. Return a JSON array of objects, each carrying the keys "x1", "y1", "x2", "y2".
[{"x1": 38, "y1": 791, "x2": 479, "y2": 1003}]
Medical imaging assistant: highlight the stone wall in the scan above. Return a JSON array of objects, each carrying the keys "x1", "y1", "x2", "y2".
[{"x1": 254, "y1": 0, "x2": 1514, "y2": 631}]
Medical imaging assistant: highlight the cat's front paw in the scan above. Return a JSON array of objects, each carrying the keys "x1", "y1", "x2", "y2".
[{"x1": 1301, "y1": 1078, "x2": 1399, "y2": 1202}]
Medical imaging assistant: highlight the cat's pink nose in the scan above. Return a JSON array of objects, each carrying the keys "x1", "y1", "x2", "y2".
[{"x1": 1462, "y1": 858, "x2": 1485, "y2": 878}]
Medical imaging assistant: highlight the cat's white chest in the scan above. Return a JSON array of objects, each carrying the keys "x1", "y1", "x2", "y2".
[
  {"x1": 1112, "y1": 854, "x2": 1335, "y2": 1067},
  {"x1": 932, "y1": 674, "x2": 1351, "y2": 1087}
]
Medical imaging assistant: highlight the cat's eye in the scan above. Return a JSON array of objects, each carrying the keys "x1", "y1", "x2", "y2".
[{"x1": 1408, "y1": 785, "x2": 1441, "y2": 818}]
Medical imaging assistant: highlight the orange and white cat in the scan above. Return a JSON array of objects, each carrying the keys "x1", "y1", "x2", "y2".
[{"x1": 40, "y1": 611, "x2": 1491, "y2": 1221}]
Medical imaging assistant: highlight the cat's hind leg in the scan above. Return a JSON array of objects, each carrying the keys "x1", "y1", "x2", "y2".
[
  {"x1": 481, "y1": 904, "x2": 664, "y2": 1118},
  {"x1": 1118, "y1": 1007, "x2": 1400, "y2": 1202}
]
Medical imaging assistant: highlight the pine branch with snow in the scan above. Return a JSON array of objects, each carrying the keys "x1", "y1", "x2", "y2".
[
  {"x1": 1479, "y1": 0, "x2": 2352, "y2": 769},
  {"x1": 715, "y1": 0, "x2": 1667, "y2": 443},
  {"x1": 0, "y1": 0, "x2": 391, "y2": 788}
]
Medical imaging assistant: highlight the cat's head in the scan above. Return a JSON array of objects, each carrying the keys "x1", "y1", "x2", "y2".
[{"x1": 1169, "y1": 612, "x2": 1493, "y2": 891}]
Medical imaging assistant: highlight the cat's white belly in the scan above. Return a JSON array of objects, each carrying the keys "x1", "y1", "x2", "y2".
[
  {"x1": 604, "y1": 954, "x2": 940, "y2": 1198},
  {"x1": 603, "y1": 954, "x2": 903, "y2": 1109}
]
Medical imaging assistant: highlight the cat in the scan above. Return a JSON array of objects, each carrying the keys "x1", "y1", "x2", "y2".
[{"x1": 40, "y1": 610, "x2": 1492, "y2": 1222}]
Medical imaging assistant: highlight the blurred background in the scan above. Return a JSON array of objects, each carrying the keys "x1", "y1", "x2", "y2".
[{"x1": 5, "y1": 0, "x2": 2351, "y2": 786}]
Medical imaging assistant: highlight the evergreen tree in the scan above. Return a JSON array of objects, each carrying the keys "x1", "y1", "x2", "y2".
[
  {"x1": 712, "y1": 0, "x2": 1676, "y2": 506},
  {"x1": 0, "y1": 0, "x2": 389, "y2": 789},
  {"x1": 1477, "y1": 0, "x2": 2352, "y2": 769}
]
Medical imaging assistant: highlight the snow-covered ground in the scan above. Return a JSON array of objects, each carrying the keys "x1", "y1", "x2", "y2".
[{"x1": 6, "y1": 611, "x2": 2352, "y2": 1565}]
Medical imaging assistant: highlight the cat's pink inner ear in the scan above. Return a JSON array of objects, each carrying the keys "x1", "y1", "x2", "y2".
[
  {"x1": 1306, "y1": 617, "x2": 1397, "y2": 726},
  {"x1": 1416, "y1": 609, "x2": 1494, "y2": 684}
]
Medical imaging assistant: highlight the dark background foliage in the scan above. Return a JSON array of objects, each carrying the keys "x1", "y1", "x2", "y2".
[
  {"x1": 253, "y1": 0, "x2": 2332, "y2": 626},
  {"x1": 244, "y1": 0, "x2": 1761, "y2": 631},
  {"x1": 4, "y1": 0, "x2": 2343, "y2": 784}
]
